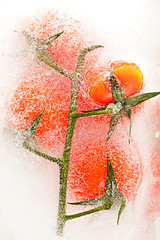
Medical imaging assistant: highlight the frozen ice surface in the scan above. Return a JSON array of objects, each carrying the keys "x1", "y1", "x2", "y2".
[{"x1": 1, "y1": 0, "x2": 160, "y2": 239}]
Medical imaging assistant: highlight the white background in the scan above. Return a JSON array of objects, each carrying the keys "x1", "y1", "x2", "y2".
[{"x1": 1, "y1": 0, "x2": 160, "y2": 239}]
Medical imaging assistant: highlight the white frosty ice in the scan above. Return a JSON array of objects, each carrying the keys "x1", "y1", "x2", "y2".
[{"x1": 1, "y1": 0, "x2": 160, "y2": 240}]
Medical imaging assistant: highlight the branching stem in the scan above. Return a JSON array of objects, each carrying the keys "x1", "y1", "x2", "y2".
[
  {"x1": 65, "y1": 205, "x2": 105, "y2": 221},
  {"x1": 56, "y1": 45, "x2": 103, "y2": 236},
  {"x1": 37, "y1": 51, "x2": 73, "y2": 79},
  {"x1": 71, "y1": 108, "x2": 113, "y2": 118},
  {"x1": 23, "y1": 141, "x2": 60, "y2": 165}
]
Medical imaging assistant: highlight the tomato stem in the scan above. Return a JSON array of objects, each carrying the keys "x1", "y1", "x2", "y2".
[
  {"x1": 65, "y1": 205, "x2": 107, "y2": 221},
  {"x1": 37, "y1": 51, "x2": 72, "y2": 79},
  {"x1": 65, "y1": 198, "x2": 114, "y2": 221},
  {"x1": 75, "y1": 45, "x2": 104, "y2": 74},
  {"x1": 71, "y1": 108, "x2": 113, "y2": 118},
  {"x1": 56, "y1": 45, "x2": 104, "y2": 236},
  {"x1": 23, "y1": 141, "x2": 61, "y2": 165}
]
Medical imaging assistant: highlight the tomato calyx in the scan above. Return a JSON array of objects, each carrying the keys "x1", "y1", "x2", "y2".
[
  {"x1": 22, "y1": 30, "x2": 73, "y2": 79},
  {"x1": 68, "y1": 155, "x2": 126, "y2": 224},
  {"x1": 22, "y1": 111, "x2": 43, "y2": 140},
  {"x1": 23, "y1": 30, "x2": 64, "y2": 58},
  {"x1": 21, "y1": 111, "x2": 61, "y2": 165},
  {"x1": 105, "y1": 70, "x2": 160, "y2": 143}
]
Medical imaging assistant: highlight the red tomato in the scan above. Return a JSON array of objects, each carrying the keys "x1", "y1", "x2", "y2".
[
  {"x1": 68, "y1": 136, "x2": 142, "y2": 202},
  {"x1": 7, "y1": 73, "x2": 70, "y2": 147},
  {"x1": 26, "y1": 10, "x2": 84, "y2": 72}
]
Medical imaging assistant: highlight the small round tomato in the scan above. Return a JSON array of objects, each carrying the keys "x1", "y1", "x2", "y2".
[
  {"x1": 89, "y1": 60, "x2": 143, "y2": 104},
  {"x1": 67, "y1": 137, "x2": 142, "y2": 202},
  {"x1": 7, "y1": 73, "x2": 70, "y2": 147},
  {"x1": 26, "y1": 10, "x2": 84, "y2": 72}
]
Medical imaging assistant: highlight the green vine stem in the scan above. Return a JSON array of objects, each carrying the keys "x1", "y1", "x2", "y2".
[
  {"x1": 71, "y1": 102, "x2": 122, "y2": 119},
  {"x1": 55, "y1": 45, "x2": 104, "y2": 236},
  {"x1": 65, "y1": 201, "x2": 112, "y2": 221},
  {"x1": 37, "y1": 51, "x2": 72, "y2": 79},
  {"x1": 22, "y1": 141, "x2": 60, "y2": 165}
]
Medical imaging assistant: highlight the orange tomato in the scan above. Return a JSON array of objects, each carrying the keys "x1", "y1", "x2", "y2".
[{"x1": 90, "y1": 60, "x2": 143, "y2": 104}]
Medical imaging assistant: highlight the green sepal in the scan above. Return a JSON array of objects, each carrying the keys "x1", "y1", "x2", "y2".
[
  {"x1": 125, "y1": 92, "x2": 160, "y2": 107},
  {"x1": 105, "y1": 155, "x2": 118, "y2": 192},
  {"x1": 108, "y1": 69, "x2": 125, "y2": 103},
  {"x1": 67, "y1": 194, "x2": 105, "y2": 206},
  {"x1": 41, "y1": 31, "x2": 64, "y2": 48},
  {"x1": 105, "y1": 113, "x2": 121, "y2": 143},
  {"x1": 23, "y1": 30, "x2": 64, "y2": 56},
  {"x1": 106, "y1": 155, "x2": 126, "y2": 224},
  {"x1": 23, "y1": 112, "x2": 43, "y2": 139},
  {"x1": 117, "y1": 193, "x2": 126, "y2": 224}
]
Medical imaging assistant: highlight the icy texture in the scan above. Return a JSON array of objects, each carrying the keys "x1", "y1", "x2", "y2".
[{"x1": 1, "y1": 0, "x2": 160, "y2": 240}]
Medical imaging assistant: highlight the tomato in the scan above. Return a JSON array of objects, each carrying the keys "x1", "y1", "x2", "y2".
[
  {"x1": 89, "y1": 60, "x2": 143, "y2": 104},
  {"x1": 67, "y1": 136, "x2": 142, "y2": 202},
  {"x1": 77, "y1": 61, "x2": 112, "y2": 124},
  {"x1": 26, "y1": 10, "x2": 84, "y2": 72},
  {"x1": 7, "y1": 73, "x2": 70, "y2": 147},
  {"x1": 7, "y1": 10, "x2": 145, "y2": 150},
  {"x1": 7, "y1": 10, "x2": 105, "y2": 147},
  {"x1": 7, "y1": 11, "x2": 145, "y2": 208}
]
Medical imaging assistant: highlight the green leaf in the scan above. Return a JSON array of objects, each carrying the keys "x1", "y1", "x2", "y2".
[
  {"x1": 41, "y1": 31, "x2": 64, "y2": 47},
  {"x1": 108, "y1": 69, "x2": 125, "y2": 103},
  {"x1": 125, "y1": 92, "x2": 160, "y2": 107},
  {"x1": 105, "y1": 113, "x2": 121, "y2": 143},
  {"x1": 117, "y1": 193, "x2": 126, "y2": 224},
  {"x1": 23, "y1": 112, "x2": 43, "y2": 139}
]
